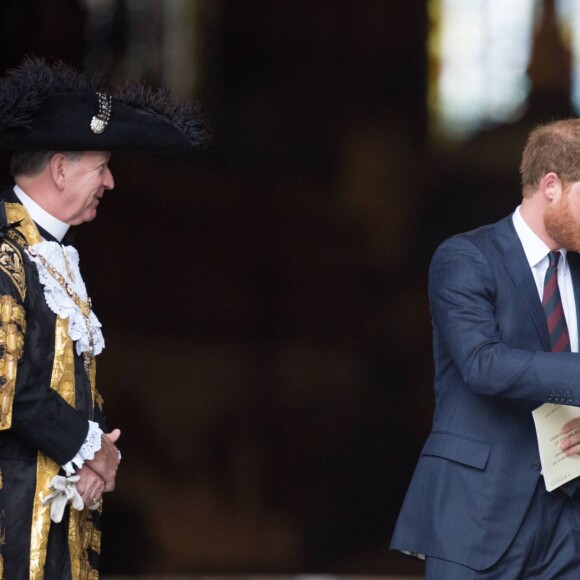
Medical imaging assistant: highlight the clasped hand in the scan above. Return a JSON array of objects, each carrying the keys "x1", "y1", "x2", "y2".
[{"x1": 78, "y1": 429, "x2": 121, "y2": 503}]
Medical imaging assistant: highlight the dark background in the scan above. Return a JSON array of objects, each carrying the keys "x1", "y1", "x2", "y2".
[{"x1": 0, "y1": 0, "x2": 571, "y2": 575}]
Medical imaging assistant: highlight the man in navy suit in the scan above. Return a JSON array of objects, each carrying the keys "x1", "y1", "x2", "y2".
[{"x1": 391, "y1": 119, "x2": 580, "y2": 578}]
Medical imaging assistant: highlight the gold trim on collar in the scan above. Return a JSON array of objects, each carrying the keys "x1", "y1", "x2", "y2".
[{"x1": 5, "y1": 202, "x2": 42, "y2": 246}]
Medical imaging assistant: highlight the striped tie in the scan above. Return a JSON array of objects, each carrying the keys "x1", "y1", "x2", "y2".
[{"x1": 543, "y1": 251, "x2": 571, "y2": 352}]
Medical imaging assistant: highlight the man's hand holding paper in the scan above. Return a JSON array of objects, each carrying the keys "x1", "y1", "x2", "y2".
[{"x1": 533, "y1": 403, "x2": 580, "y2": 491}]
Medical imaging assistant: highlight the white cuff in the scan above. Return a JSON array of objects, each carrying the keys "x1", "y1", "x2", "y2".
[{"x1": 62, "y1": 420, "x2": 103, "y2": 476}]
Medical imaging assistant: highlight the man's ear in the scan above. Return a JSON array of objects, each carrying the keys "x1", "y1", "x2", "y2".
[
  {"x1": 48, "y1": 153, "x2": 67, "y2": 190},
  {"x1": 539, "y1": 172, "x2": 561, "y2": 201}
]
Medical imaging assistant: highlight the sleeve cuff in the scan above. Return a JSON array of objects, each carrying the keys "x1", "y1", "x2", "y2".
[{"x1": 62, "y1": 420, "x2": 103, "y2": 476}]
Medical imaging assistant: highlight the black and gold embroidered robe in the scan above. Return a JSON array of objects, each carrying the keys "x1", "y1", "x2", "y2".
[{"x1": 0, "y1": 191, "x2": 106, "y2": 579}]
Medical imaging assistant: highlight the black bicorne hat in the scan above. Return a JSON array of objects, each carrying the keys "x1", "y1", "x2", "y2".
[{"x1": 0, "y1": 57, "x2": 210, "y2": 152}]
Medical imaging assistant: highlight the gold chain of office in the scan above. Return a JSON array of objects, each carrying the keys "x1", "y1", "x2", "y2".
[
  {"x1": 27, "y1": 246, "x2": 93, "y2": 317},
  {"x1": 25, "y1": 241, "x2": 95, "y2": 377}
]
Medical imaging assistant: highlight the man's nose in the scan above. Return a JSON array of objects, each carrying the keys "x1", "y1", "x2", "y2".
[{"x1": 104, "y1": 168, "x2": 115, "y2": 190}]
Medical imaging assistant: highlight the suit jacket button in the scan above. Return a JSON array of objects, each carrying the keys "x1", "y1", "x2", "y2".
[
  {"x1": 569, "y1": 396, "x2": 575, "y2": 403},
  {"x1": 532, "y1": 462, "x2": 541, "y2": 471},
  {"x1": 548, "y1": 394, "x2": 554, "y2": 402}
]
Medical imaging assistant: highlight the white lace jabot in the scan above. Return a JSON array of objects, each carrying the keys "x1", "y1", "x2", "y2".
[{"x1": 26, "y1": 240, "x2": 104, "y2": 356}]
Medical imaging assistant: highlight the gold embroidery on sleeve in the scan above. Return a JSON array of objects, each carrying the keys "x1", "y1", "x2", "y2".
[
  {"x1": 0, "y1": 239, "x2": 25, "y2": 301},
  {"x1": 0, "y1": 295, "x2": 25, "y2": 430}
]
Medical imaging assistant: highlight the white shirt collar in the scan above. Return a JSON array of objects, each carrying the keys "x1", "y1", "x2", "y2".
[
  {"x1": 13, "y1": 185, "x2": 70, "y2": 242},
  {"x1": 512, "y1": 205, "x2": 568, "y2": 271}
]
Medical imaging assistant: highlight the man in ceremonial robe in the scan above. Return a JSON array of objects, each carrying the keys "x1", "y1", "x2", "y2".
[{"x1": 0, "y1": 57, "x2": 209, "y2": 578}]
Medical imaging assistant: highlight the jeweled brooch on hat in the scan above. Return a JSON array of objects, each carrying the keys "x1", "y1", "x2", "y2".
[{"x1": 90, "y1": 92, "x2": 112, "y2": 134}]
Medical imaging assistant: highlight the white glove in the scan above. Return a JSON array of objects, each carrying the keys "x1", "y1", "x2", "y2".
[{"x1": 42, "y1": 474, "x2": 84, "y2": 523}]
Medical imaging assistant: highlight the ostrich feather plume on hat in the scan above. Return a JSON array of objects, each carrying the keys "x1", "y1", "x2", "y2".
[{"x1": 0, "y1": 57, "x2": 210, "y2": 152}]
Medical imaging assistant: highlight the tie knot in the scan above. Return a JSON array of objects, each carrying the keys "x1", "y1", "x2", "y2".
[{"x1": 548, "y1": 251, "x2": 561, "y2": 268}]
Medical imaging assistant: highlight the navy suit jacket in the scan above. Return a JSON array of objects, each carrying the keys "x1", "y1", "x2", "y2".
[{"x1": 391, "y1": 214, "x2": 580, "y2": 570}]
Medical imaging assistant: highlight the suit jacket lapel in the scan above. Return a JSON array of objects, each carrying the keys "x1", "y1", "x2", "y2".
[
  {"x1": 566, "y1": 252, "x2": 580, "y2": 334},
  {"x1": 494, "y1": 215, "x2": 551, "y2": 351}
]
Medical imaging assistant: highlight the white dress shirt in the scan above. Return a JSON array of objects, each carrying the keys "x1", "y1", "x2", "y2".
[{"x1": 512, "y1": 206, "x2": 578, "y2": 353}]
